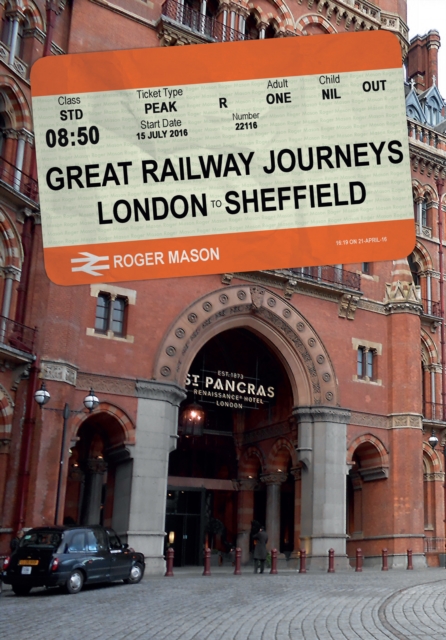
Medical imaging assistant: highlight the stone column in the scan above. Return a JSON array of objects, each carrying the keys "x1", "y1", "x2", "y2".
[
  {"x1": 294, "y1": 406, "x2": 351, "y2": 568},
  {"x1": 81, "y1": 458, "x2": 107, "y2": 525},
  {"x1": 236, "y1": 477, "x2": 256, "y2": 563},
  {"x1": 7, "y1": 15, "x2": 20, "y2": 65},
  {"x1": 290, "y1": 466, "x2": 301, "y2": 553},
  {"x1": 261, "y1": 472, "x2": 286, "y2": 551},
  {"x1": 127, "y1": 380, "x2": 186, "y2": 575}
]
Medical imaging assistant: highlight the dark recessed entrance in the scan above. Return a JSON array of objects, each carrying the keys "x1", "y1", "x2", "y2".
[{"x1": 166, "y1": 327, "x2": 294, "y2": 566}]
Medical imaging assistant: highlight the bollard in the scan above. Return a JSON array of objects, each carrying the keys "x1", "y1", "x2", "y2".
[
  {"x1": 234, "y1": 548, "x2": 241, "y2": 575},
  {"x1": 355, "y1": 548, "x2": 363, "y2": 572},
  {"x1": 407, "y1": 549, "x2": 413, "y2": 570},
  {"x1": 270, "y1": 548, "x2": 278, "y2": 575},
  {"x1": 203, "y1": 547, "x2": 211, "y2": 576},
  {"x1": 165, "y1": 547, "x2": 174, "y2": 577},
  {"x1": 381, "y1": 548, "x2": 388, "y2": 571},
  {"x1": 328, "y1": 548, "x2": 335, "y2": 573},
  {"x1": 299, "y1": 549, "x2": 307, "y2": 574}
]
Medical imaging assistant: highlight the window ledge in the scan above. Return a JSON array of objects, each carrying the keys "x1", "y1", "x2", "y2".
[
  {"x1": 86, "y1": 327, "x2": 134, "y2": 343},
  {"x1": 352, "y1": 375, "x2": 382, "y2": 386}
]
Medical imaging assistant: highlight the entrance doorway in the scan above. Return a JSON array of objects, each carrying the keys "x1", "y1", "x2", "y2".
[{"x1": 166, "y1": 327, "x2": 295, "y2": 565}]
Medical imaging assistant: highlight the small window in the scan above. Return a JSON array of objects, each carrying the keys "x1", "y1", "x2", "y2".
[
  {"x1": 86, "y1": 530, "x2": 98, "y2": 552},
  {"x1": 357, "y1": 347, "x2": 375, "y2": 380},
  {"x1": 93, "y1": 528, "x2": 108, "y2": 551},
  {"x1": 421, "y1": 196, "x2": 428, "y2": 227},
  {"x1": 362, "y1": 263, "x2": 371, "y2": 275},
  {"x1": 95, "y1": 293, "x2": 127, "y2": 337}
]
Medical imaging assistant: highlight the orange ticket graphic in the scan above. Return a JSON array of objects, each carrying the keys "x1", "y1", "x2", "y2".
[{"x1": 30, "y1": 31, "x2": 415, "y2": 285}]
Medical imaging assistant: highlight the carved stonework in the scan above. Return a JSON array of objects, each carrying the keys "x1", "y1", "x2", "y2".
[
  {"x1": 350, "y1": 411, "x2": 389, "y2": 429},
  {"x1": 424, "y1": 472, "x2": 445, "y2": 482},
  {"x1": 85, "y1": 458, "x2": 107, "y2": 474},
  {"x1": 384, "y1": 280, "x2": 423, "y2": 315},
  {"x1": 136, "y1": 379, "x2": 186, "y2": 406},
  {"x1": 390, "y1": 414, "x2": 423, "y2": 429},
  {"x1": 338, "y1": 293, "x2": 360, "y2": 320},
  {"x1": 41, "y1": 360, "x2": 78, "y2": 386},
  {"x1": 294, "y1": 405, "x2": 351, "y2": 425},
  {"x1": 238, "y1": 478, "x2": 258, "y2": 491},
  {"x1": 359, "y1": 466, "x2": 389, "y2": 482},
  {"x1": 250, "y1": 287, "x2": 265, "y2": 310},
  {"x1": 77, "y1": 373, "x2": 135, "y2": 396},
  {"x1": 261, "y1": 472, "x2": 287, "y2": 485}
]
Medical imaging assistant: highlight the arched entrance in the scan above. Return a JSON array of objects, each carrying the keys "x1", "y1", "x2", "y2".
[
  {"x1": 166, "y1": 327, "x2": 295, "y2": 565},
  {"x1": 142, "y1": 284, "x2": 350, "y2": 570},
  {"x1": 64, "y1": 405, "x2": 134, "y2": 539}
]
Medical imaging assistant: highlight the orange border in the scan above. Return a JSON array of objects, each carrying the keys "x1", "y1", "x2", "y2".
[
  {"x1": 31, "y1": 31, "x2": 401, "y2": 97},
  {"x1": 44, "y1": 218, "x2": 415, "y2": 285}
]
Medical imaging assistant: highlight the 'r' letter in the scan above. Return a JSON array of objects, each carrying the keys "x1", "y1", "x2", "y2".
[{"x1": 219, "y1": 98, "x2": 228, "y2": 108}]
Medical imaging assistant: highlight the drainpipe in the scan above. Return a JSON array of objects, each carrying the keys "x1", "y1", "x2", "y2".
[
  {"x1": 14, "y1": 215, "x2": 34, "y2": 327},
  {"x1": 437, "y1": 177, "x2": 445, "y2": 420},
  {"x1": 14, "y1": 356, "x2": 40, "y2": 530},
  {"x1": 43, "y1": 0, "x2": 58, "y2": 57}
]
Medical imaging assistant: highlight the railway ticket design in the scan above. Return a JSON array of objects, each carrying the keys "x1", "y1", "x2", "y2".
[{"x1": 30, "y1": 31, "x2": 415, "y2": 284}]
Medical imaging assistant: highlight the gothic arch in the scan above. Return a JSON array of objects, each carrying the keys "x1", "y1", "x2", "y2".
[
  {"x1": 155, "y1": 284, "x2": 339, "y2": 407},
  {"x1": 267, "y1": 436, "x2": 297, "y2": 470},
  {"x1": 239, "y1": 446, "x2": 266, "y2": 476},
  {"x1": 421, "y1": 329, "x2": 439, "y2": 365},
  {"x1": 0, "y1": 76, "x2": 32, "y2": 129},
  {"x1": 246, "y1": 0, "x2": 294, "y2": 30},
  {"x1": 0, "y1": 206, "x2": 23, "y2": 268},
  {"x1": 347, "y1": 433, "x2": 389, "y2": 469},
  {"x1": 422, "y1": 441, "x2": 441, "y2": 472},
  {"x1": 69, "y1": 401, "x2": 136, "y2": 446},
  {"x1": 296, "y1": 13, "x2": 336, "y2": 35},
  {"x1": 411, "y1": 240, "x2": 434, "y2": 272}
]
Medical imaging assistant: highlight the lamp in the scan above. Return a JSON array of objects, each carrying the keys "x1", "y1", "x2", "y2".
[
  {"x1": 429, "y1": 430, "x2": 439, "y2": 449},
  {"x1": 179, "y1": 402, "x2": 205, "y2": 437},
  {"x1": 34, "y1": 382, "x2": 101, "y2": 524}
]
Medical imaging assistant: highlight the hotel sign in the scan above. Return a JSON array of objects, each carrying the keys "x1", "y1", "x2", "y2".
[
  {"x1": 186, "y1": 371, "x2": 275, "y2": 410},
  {"x1": 30, "y1": 31, "x2": 414, "y2": 285}
]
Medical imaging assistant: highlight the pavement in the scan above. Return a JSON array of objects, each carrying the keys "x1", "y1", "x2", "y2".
[{"x1": 2, "y1": 567, "x2": 446, "y2": 640}]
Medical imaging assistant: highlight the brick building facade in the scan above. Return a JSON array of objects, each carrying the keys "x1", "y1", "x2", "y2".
[{"x1": 0, "y1": 0, "x2": 445, "y2": 574}]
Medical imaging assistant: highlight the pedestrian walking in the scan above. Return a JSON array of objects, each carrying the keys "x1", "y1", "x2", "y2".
[{"x1": 253, "y1": 526, "x2": 268, "y2": 574}]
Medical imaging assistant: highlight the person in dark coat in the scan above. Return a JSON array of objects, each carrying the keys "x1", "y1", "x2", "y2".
[
  {"x1": 253, "y1": 526, "x2": 268, "y2": 573},
  {"x1": 10, "y1": 529, "x2": 24, "y2": 552}
]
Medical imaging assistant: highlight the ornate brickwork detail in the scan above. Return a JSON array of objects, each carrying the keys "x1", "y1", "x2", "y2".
[
  {"x1": 41, "y1": 360, "x2": 78, "y2": 386},
  {"x1": 76, "y1": 373, "x2": 135, "y2": 396},
  {"x1": 384, "y1": 280, "x2": 423, "y2": 315},
  {"x1": 294, "y1": 405, "x2": 351, "y2": 425},
  {"x1": 424, "y1": 472, "x2": 445, "y2": 482},
  {"x1": 238, "y1": 478, "x2": 258, "y2": 491},
  {"x1": 155, "y1": 285, "x2": 339, "y2": 407}
]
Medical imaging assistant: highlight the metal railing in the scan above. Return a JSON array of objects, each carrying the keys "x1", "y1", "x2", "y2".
[
  {"x1": 421, "y1": 298, "x2": 441, "y2": 317},
  {"x1": 0, "y1": 156, "x2": 38, "y2": 202},
  {"x1": 0, "y1": 315, "x2": 36, "y2": 353},
  {"x1": 423, "y1": 402, "x2": 444, "y2": 422},
  {"x1": 424, "y1": 537, "x2": 446, "y2": 553},
  {"x1": 288, "y1": 266, "x2": 361, "y2": 291},
  {"x1": 161, "y1": 0, "x2": 250, "y2": 41}
]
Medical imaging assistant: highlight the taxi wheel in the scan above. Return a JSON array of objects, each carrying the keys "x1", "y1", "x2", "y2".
[
  {"x1": 64, "y1": 569, "x2": 84, "y2": 594},
  {"x1": 124, "y1": 562, "x2": 144, "y2": 584},
  {"x1": 12, "y1": 585, "x2": 31, "y2": 596}
]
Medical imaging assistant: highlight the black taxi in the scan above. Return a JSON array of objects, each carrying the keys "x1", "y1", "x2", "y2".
[{"x1": 1, "y1": 525, "x2": 145, "y2": 596}]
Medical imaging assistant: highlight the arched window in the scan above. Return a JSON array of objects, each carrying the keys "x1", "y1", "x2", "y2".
[
  {"x1": 408, "y1": 254, "x2": 420, "y2": 287},
  {"x1": 264, "y1": 23, "x2": 276, "y2": 39},
  {"x1": 245, "y1": 14, "x2": 259, "y2": 39},
  {"x1": 421, "y1": 194, "x2": 429, "y2": 227}
]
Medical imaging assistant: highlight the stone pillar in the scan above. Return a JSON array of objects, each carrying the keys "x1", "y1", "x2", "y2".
[
  {"x1": 13, "y1": 133, "x2": 26, "y2": 190},
  {"x1": 294, "y1": 406, "x2": 351, "y2": 568},
  {"x1": 81, "y1": 458, "x2": 107, "y2": 525},
  {"x1": 290, "y1": 466, "x2": 301, "y2": 553},
  {"x1": 261, "y1": 472, "x2": 286, "y2": 551},
  {"x1": 127, "y1": 380, "x2": 186, "y2": 575},
  {"x1": 236, "y1": 477, "x2": 256, "y2": 564},
  {"x1": 8, "y1": 15, "x2": 20, "y2": 65}
]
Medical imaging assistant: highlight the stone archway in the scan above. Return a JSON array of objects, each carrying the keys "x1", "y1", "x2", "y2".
[{"x1": 154, "y1": 284, "x2": 339, "y2": 407}]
